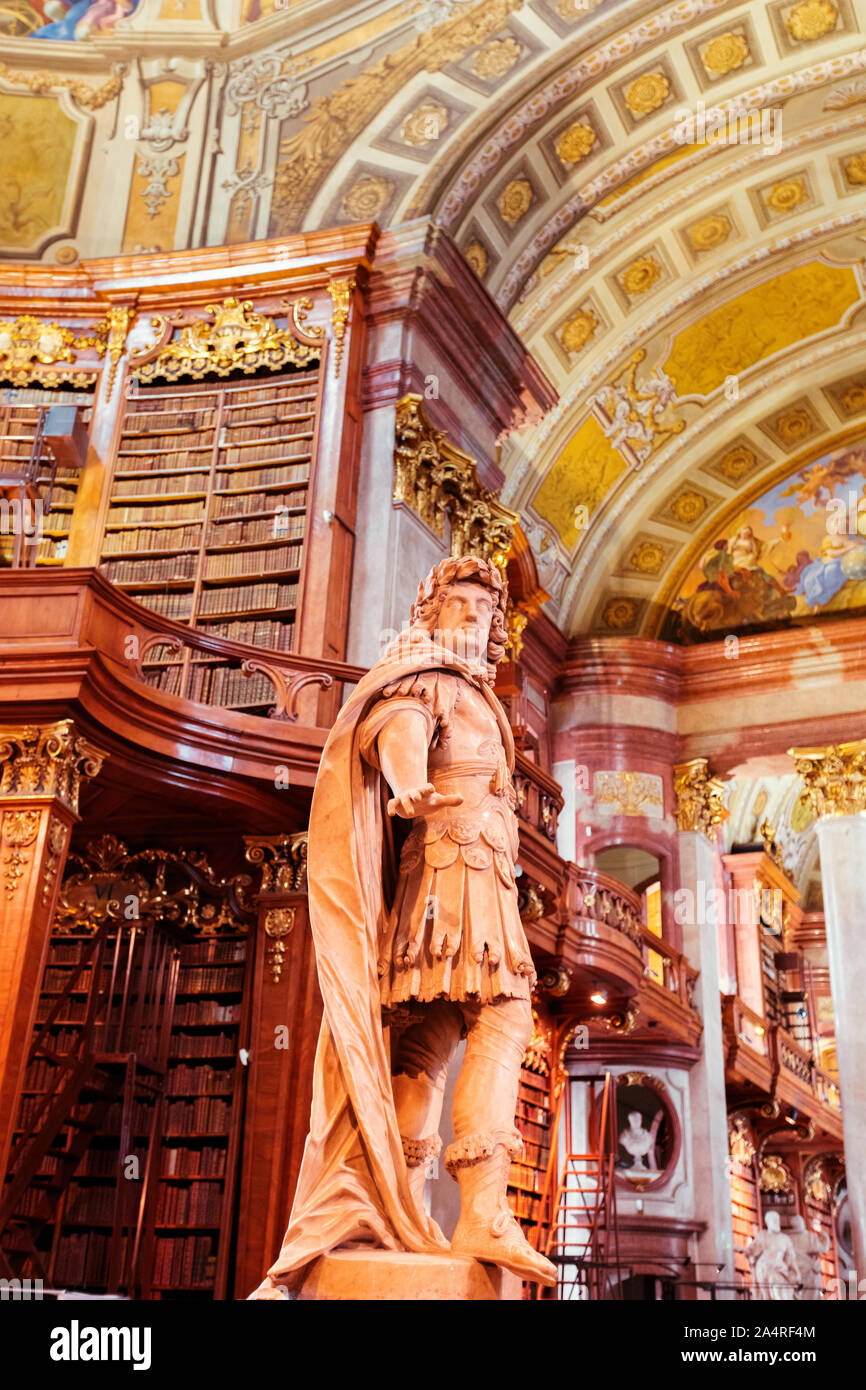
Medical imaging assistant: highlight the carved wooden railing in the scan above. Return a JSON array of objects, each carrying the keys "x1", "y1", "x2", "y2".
[
  {"x1": 513, "y1": 751, "x2": 564, "y2": 844},
  {"x1": 638, "y1": 924, "x2": 699, "y2": 1014},
  {"x1": 722, "y1": 993, "x2": 771, "y2": 1058},
  {"x1": 571, "y1": 868, "x2": 643, "y2": 946},
  {"x1": 722, "y1": 994, "x2": 842, "y2": 1114}
]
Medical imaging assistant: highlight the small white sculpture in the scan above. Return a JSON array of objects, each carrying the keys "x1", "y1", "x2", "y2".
[
  {"x1": 745, "y1": 1211, "x2": 801, "y2": 1300},
  {"x1": 788, "y1": 1215, "x2": 830, "y2": 1301},
  {"x1": 619, "y1": 1109, "x2": 657, "y2": 1173}
]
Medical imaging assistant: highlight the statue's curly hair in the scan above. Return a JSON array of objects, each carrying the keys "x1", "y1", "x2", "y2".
[{"x1": 409, "y1": 555, "x2": 509, "y2": 673}]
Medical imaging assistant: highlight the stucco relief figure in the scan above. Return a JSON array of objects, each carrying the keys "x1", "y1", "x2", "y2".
[
  {"x1": 788, "y1": 1215, "x2": 830, "y2": 1300},
  {"x1": 745, "y1": 1212, "x2": 801, "y2": 1300},
  {"x1": 249, "y1": 556, "x2": 556, "y2": 1297}
]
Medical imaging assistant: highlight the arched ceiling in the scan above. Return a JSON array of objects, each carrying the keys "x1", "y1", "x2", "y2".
[{"x1": 3, "y1": 0, "x2": 866, "y2": 639}]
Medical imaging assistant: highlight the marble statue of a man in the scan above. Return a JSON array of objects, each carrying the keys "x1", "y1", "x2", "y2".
[
  {"x1": 745, "y1": 1211, "x2": 801, "y2": 1300},
  {"x1": 788, "y1": 1215, "x2": 830, "y2": 1300},
  {"x1": 250, "y1": 556, "x2": 556, "y2": 1296}
]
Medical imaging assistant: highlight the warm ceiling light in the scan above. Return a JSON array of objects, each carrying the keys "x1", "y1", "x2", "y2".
[
  {"x1": 590, "y1": 990, "x2": 607, "y2": 1005},
  {"x1": 785, "y1": 1108, "x2": 799, "y2": 1126},
  {"x1": 754, "y1": 1025, "x2": 765, "y2": 1036}
]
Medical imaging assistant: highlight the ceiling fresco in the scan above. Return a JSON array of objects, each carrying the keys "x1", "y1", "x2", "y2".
[{"x1": 0, "y1": 0, "x2": 864, "y2": 640}]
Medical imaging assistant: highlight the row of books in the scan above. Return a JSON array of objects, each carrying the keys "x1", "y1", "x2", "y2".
[
  {"x1": 509, "y1": 1163, "x2": 543, "y2": 1194},
  {"x1": 164, "y1": 1098, "x2": 231, "y2": 1134},
  {"x1": 214, "y1": 489, "x2": 307, "y2": 519},
  {"x1": 44, "y1": 486, "x2": 78, "y2": 508},
  {"x1": 197, "y1": 581, "x2": 298, "y2": 615},
  {"x1": 24, "y1": 1058, "x2": 60, "y2": 1090},
  {"x1": 162, "y1": 1145, "x2": 226, "y2": 1177},
  {"x1": 124, "y1": 408, "x2": 216, "y2": 430},
  {"x1": 102, "y1": 1100, "x2": 158, "y2": 1133},
  {"x1": 63, "y1": 1147, "x2": 149, "y2": 1178},
  {"x1": 187, "y1": 667, "x2": 276, "y2": 709},
  {"x1": 210, "y1": 514, "x2": 304, "y2": 546},
  {"x1": 36, "y1": 997, "x2": 87, "y2": 1023},
  {"x1": 515, "y1": 1139, "x2": 549, "y2": 1169},
  {"x1": 204, "y1": 618, "x2": 295, "y2": 649},
  {"x1": 223, "y1": 377, "x2": 318, "y2": 404},
  {"x1": 181, "y1": 941, "x2": 246, "y2": 966},
  {"x1": 103, "y1": 524, "x2": 204, "y2": 554},
  {"x1": 120, "y1": 432, "x2": 213, "y2": 453},
  {"x1": 172, "y1": 1031, "x2": 237, "y2": 1058},
  {"x1": 510, "y1": 1189, "x2": 541, "y2": 1221},
  {"x1": 178, "y1": 966, "x2": 245, "y2": 990},
  {"x1": 64, "y1": 1184, "x2": 119, "y2": 1224},
  {"x1": 516, "y1": 1101, "x2": 550, "y2": 1126},
  {"x1": 114, "y1": 473, "x2": 207, "y2": 497},
  {"x1": 101, "y1": 554, "x2": 198, "y2": 584},
  {"x1": 155, "y1": 1182, "x2": 224, "y2": 1226},
  {"x1": 214, "y1": 462, "x2": 310, "y2": 490},
  {"x1": 152, "y1": 1235, "x2": 216, "y2": 1288},
  {"x1": 167, "y1": 1066, "x2": 235, "y2": 1095},
  {"x1": 107, "y1": 501, "x2": 205, "y2": 525},
  {"x1": 202, "y1": 542, "x2": 301, "y2": 579},
  {"x1": 144, "y1": 592, "x2": 194, "y2": 619},
  {"x1": 218, "y1": 448, "x2": 311, "y2": 473},
  {"x1": 221, "y1": 419, "x2": 314, "y2": 444},
  {"x1": 518, "y1": 1118, "x2": 551, "y2": 1145},
  {"x1": 54, "y1": 1232, "x2": 111, "y2": 1286},
  {"x1": 172, "y1": 1000, "x2": 241, "y2": 1025}
]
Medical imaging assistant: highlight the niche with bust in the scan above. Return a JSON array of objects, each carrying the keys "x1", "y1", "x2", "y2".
[{"x1": 610, "y1": 1073, "x2": 680, "y2": 1191}]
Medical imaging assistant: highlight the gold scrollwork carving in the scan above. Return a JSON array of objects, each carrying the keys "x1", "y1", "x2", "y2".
[
  {"x1": 327, "y1": 279, "x2": 355, "y2": 375},
  {"x1": 103, "y1": 306, "x2": 135, "y2": 396},
  {"x1": 3, "y1": 808, "x2": 41, "y2": 899},
  {"x1": 0, "y1": 61, "x2": 124, "y2": 112},
  {"x1": 130, "y1": 297, "x2": 321, "y2": 384},
  {"x1": 672, "y1": 758, "x2": 728, "y2": 836},
  {"x1": 41, "y1": 814, "x2": 69, "y2": 908},
  {"x1": 0, "y1": 721, "x2": 106, "y2": 816},
  {"x1": 0, "y1": 314, "x2": 105, "y2": 388},
  {"x1": 393, "y1": 394, "x2": 517, "y2": 566},
  {"x1": 758, "y1": 1152, "x2": 793, "y2": 1194},
  {"x1": 264, "y1": 907, "x2": 296, "y2": 983},
  {"x1": 245, "y1": 832, "x2": 308, "y2": 895}
]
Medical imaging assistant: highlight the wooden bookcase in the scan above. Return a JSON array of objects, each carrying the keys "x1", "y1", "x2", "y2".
[
  {"x1": 8, "y1": 921, "x2": 250, "y2": 1299},
  {"x1": 509, "y1": 1066, "x2": 553, "y2": 1234},
  {"x1": 0, "y1": 393, "x2": 93, "y2": 569},
  {"x1": 98, "y1": 367, "x2": 322, "y2": 710}
]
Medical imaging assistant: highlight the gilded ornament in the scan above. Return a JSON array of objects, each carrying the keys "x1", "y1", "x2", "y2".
[
  {"x1": 0, "y1": 314, "x2": 104, "y2": 388},
  {"x1": 245, "y1": 832, "x2": 308, "y2": 894},
  {"x1": 470, "y1": 36, "x2": 522, "y2": 80},
  {"x1": 673, "y1": 758, "x2": 728, "y2": 835},
  {"x1": 393, "y1": 394, "x2": 517, "y2": 563},
  {"x1": 686, "y1": 213, "x2": 732, "y2": 252},
  {"x1": 593, "y1": 349, "x2": 683, "y2": 465},
  {"x1": 555, "y1": 121, "x2": 596, "y2": 166},
  {"x1": 3, "y1": 809, "x2": 40, "y2": 899},
  {"x1": 628, "y1": 539, "x2": 667, "y2": 574},
  {"x1": 765, "y1": 178, "x2": 808, "y2": 213},
  {"x1": 505, "y1": 601, "x2": 529, "y2": 658},
  {"x1": 463, "y1": 240, "x2": 488, "y2": 277},
  {"x1": 557, "y1": 0, "x2": 603, "y2": 17},
  {"x1": 759, "y1": 1154, "x2": 792, "y2": 1195},
  {"x1": 264, "y1": 906, "x2": 296, "y2": 984},
  {"x1": 728, "y1": 1116, "x2": 756, "y2": 1163},
  {"x1": 0, "y1": 61, "x2": 123, "y2": 111},
  {"x1": 558, "y1": 308, "x2": 598, "y2": 355},
  {"x1": 522, "y1": 1009, "x2": 551, "y2": 1077},
  {"x1": 784, "y1": 0, "x2": 838, "y2": 41},
  {"x1": 625, "y1": 72, "x2": 670, "y2": 116},
  {"x1": 103, "y1": 306, "x2": 135, "y2": 397},
  {"x1": 54, "y1": 246, "x2": 78, "y2": 265},
  {"x1": 840, "y1": 381, "x2": 866, "y2": 413},
  {"x1": 790, "y1": 740, "x2": 866, "y2": 818},
  {"x1": 601, "y1": 597, "x2": 638, "y2": 630},
  {"x1": 701, "y1": 33, "x2": 750, "y2": 75},
  {"x1": 670, "y1": 490, "x2": 707, "y2": 525},
  {"x1": 619, "y1": 255, "x2": 662, "y2": 296},
  {"x1": 804, "y1": 1157, "x2": 831, "y2": 1204},
  {"x1": 328, "y1": 279, "x2": 355, "y2": 375},
  {"x1": 823, "y1": 78, "x2": 866, "y2": 109},
  {"x1": 41, "y1": 814, "x2": 68, "y2": 908},
  {"x1": 843, "y1": 153, "x2": 866, "y2": 186},
  {"x1": 719, "y1": 444, "x2": 756, "y2": 480},
  {"x1": 0, "y1": 720, "x2": 106, "y2": 816},
  {"x1": 131, "y1": 298, "x2": 321, "y2": 384},
  {"x1": 776, "y1": 407, "x2": 813, "y2": 443},
  {"x1": 498, "y1": 177, "x2": 533, "y2": 224},
  {"x1": 339, "y1": 175, "x2": 394, "y2": 222},
  {"x1": 399, "y1": 102, "x2": 450, "y2": 147}
]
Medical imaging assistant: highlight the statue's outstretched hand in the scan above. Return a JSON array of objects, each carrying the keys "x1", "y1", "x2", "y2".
[{"x1": 387, "y1": 783, "x2": 463, "y2": 819}]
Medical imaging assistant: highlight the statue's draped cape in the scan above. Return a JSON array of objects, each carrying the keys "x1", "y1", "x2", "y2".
[{"x1": 266, "y1": 631, "x2": 515, "y2": 1285}]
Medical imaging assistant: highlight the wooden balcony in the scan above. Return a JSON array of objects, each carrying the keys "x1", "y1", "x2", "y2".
[
  {"x1": 722, "y1": 993, "x2": 843, "y2": 1139},
  {"x1": 636, "y1": 926, "x2": 702, "y2": 1048}
]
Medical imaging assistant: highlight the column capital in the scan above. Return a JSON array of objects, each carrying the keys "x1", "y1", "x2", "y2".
[
  {"x1": 672, "y1": 758, "x2": 728, "y2": 836},
  {"x1": 790, "y1": 740, "x2": 866, "y2": 819},
  {"x1": 0, "y1": 719, "x2": 107, "y2": 816},
  {"x1": 244, "y1": 831, "x2": 308, "y2": 895}
]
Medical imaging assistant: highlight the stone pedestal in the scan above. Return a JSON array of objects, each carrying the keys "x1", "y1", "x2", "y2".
[{"x1": 296, "y1": 1250, "x2": 523, "y2": 1301}]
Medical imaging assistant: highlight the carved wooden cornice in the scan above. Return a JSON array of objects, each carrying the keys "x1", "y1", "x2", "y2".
[
  {"x1": 0, "y1": 720, "x2": 106, "y2": 816},
  {"x1": 0, "y1": 314, "x2": 109, "y2": 388},
  {"x1": 130, "y1": 296, "x2": 322, "y2": 384},
  {"x1": 790, "y1": 739, "x2": 866, "y2": 819},
  {"x1": 393, "y1": 393, "x2": 517, "y2": 564},
  {"x1": 672, "y1": 758, "x2": 728, "y2": 836}
]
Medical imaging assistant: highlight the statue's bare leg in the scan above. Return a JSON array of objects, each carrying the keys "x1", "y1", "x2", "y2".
[
  {"x1": 390, "y1": 1000, "x2": 463, "y2": 1209},
  {"x1": 446, "y1": 997, "x2": 557, "y2": 1286}
]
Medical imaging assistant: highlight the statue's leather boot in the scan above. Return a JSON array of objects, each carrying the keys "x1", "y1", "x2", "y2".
[
  {"x1": 401, "y1": 1133, "x2": 442, "y2": 1213},
  {"x1": 447, "y1": 1135, "x2": 557, "y2": 1287}
]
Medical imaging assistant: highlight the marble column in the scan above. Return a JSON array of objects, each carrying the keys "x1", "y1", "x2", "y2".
[
  {"x1": 0, "y1": 720, "x2": 106, "y2": 1182},
  {"x1": 673, "y1": 759, "x2": 735, "y2": 1295},
  {"x1": 792, "y1": 742, "x2": 866, "y2": 1277}
]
